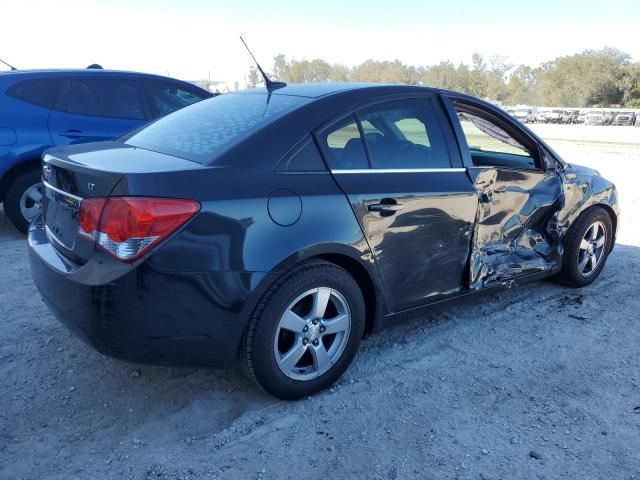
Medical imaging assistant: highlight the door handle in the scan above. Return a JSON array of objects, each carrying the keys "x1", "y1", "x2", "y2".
[
  {"x1": 61, "y1": 129, "x2": 85, "y2": 139},
  {"x1": 368, "y1": 198, "x2": 403, "y2": 216}
]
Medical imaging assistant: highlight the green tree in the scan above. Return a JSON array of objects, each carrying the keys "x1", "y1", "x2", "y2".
[
  {"x1": 329, "y1": 64, "x2": 351, "y2": 82},
  {"x1": 247, "y1": 66, "x2": 259, "y2": 88},
  {"x1": 419, "y1": 61, "x2": 471, "y2": 92},
  {"x1": 269, "y1": 49, "x2": 640, "y2": 108},
  {"x1": 538, "y1": 48, "x2": 630, "y2": 106},
  {"x1": 506, "y1": 65, "x2": 540, "y2": 105},
  {"x1": 272, "y1": 54, "x2": 289, "y2": 81},
  {"x1": 351, "y1": 59, "x2": 417, "y2": 84}
]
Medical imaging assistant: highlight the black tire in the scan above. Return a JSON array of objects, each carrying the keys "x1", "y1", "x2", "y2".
[
  {"x1": 243, "y1": 260, "x2": 365, "y2": 400},
  {"x1": 556, "y1": 206, "x2": 613, "y2": 287},
  {"x1": 4, "y1": 169, "x2": 42, "y2": 234}
]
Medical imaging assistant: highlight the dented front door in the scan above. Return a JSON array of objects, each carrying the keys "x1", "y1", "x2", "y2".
[{"x1": 466, "y1": 166, "x2": 563, "y2": 288}]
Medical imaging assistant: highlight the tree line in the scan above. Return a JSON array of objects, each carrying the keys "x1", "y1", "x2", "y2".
[{"x1": 246, "y1": 48, "x2": 640, "y2": 108}]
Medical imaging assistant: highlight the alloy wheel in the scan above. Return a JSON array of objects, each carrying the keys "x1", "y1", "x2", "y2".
[
  {"x1": 274, "y1": 287, "x2": 351, "y2": 381},
  {"x1": 577, "y1": 220, "x2": 607, "y2": 277},
  {"x1": 19, "y1": 182, "x2": 43, "y2": 224}
]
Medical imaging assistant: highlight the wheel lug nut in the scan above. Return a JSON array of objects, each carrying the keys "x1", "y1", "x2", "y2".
[
  {"x1": 320, "y1": 326, "x2": 326, "y2": 333},
  {"x1": 302, "y1": 338, "x2": 308, "y2": 345},
  {"x1": 303, "y1": 325, "x2": 308, "y2": 332},
  {"x1": 312, "y1": 318, "x2": 318, "y2": 325},
  {"x1": 312, "y1": 339, "x2": 319, "y2": 346}
]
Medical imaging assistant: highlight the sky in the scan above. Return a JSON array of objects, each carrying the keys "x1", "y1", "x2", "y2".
[{"x1": 2, "y1": 0, "x2": 639, "y2": 83}]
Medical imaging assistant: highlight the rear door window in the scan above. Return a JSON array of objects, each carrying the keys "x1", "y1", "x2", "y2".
[
  {"x1": 6, "y1": 78, "x2": 58, "y2": 108},
  {"x1": 358, "y1": 99, "x2": 451, "y2": 169},
  {"x1": 145, "y1": 81, "x2": 211, "y2": 117},
  {"x1": 54, "y1": 78, "x2": 146, "y2": 120},
  {"x1": 319, "y1": 115, "x2": 369, "y2": 170}
]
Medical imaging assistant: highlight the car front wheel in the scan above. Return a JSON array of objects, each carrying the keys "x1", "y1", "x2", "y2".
[
  {"x1": 243, "y1": 260, "x2": 365, "y2": 400},
  {"x1": 4, "y1": 169, "x2": 43, "y2": 234},
  {"x1": 556, "y1": 206, "x2": 613, "y2": 287}
]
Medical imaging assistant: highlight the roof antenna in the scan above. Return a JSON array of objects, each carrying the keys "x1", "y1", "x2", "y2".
[
  {"x1": 0, "y1": 58, "x2": 17, "y2": 70},
  {"x1": 240, "y1": 36, "x2": 286, "y2": 91}
]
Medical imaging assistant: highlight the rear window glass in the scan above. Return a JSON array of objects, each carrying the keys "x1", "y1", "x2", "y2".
[
  {"x1": 6, "y1": 78, "x2": 58, "y2": 108},
  {"x1": 125, "y1": 93, "x2": 309, "y2": 163}
]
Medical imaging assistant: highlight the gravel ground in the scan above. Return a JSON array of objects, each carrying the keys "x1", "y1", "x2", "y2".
[{"x1": 1, "y1": 124, "x2": 639, "y2": 479}]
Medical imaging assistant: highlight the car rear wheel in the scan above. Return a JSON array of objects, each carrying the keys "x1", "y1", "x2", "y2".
[
  {"x1": 243, "y1": 260, "x2": 365, "y2": 400},
  {"x1": 4, "y1": 169, "x2": 43, "y2": 234},
  {"x1": 556, "y1": 206, "x2": 613, "y2": 287}
]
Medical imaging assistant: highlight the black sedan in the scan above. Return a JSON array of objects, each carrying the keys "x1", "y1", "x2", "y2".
[{"x1": 29, "y1": 83, "x2": 619, "y2": 399}]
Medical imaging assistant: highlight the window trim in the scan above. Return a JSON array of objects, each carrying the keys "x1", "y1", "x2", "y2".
[{"x1": 331, "y1": 167, "x2": 467, "y2": 174}]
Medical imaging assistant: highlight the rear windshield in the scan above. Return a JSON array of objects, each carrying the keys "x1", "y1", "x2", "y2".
[{"x1": 124, "y1": 93, "x2": 309, "y2": 163}]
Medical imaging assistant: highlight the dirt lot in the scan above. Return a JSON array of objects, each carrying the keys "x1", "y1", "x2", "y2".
[{"x1": 1, "y1": 124, "x2": 639, "y2": 479}]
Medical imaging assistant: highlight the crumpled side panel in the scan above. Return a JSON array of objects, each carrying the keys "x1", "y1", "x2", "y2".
[
  {"x1": 468, "y1": 165, "x2": 618, "y2": 289},
  {"x1": 469, "y1": 168, "x2": 563, "y2": 288}
]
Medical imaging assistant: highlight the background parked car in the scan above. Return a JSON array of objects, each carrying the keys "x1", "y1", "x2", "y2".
[
  {"x1": 513, "y1": 107, "x2": 537, "y2": 123},
  {"x1": 536, "y1": 111, "x2": 547, "y2": 123},
  {"x1": 577, "y1": 111, "x2": 588, "y2": 123},
  {"x1": 543, "y1": 109, "x2": 564, "y2": 124},
  {"x1": 565, "y1": 109, "x2": 580, "y2": 124},
  {"x1": 0, "y1": 68, "x2": 213, "y2": 232},
  {"x1": 585, "y1": 110, "x2": 609, "y2": 125},
  {"x1": 612, "y1": 111, "x2": 635, "y2": 126}
]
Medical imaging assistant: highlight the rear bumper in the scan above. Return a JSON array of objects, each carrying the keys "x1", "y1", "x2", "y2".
[{"x1": 28, "y1": 220, "x2": 258, "y2": 367}]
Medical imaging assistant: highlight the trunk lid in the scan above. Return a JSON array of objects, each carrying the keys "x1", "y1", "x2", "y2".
[{"x1": 42, "y1": 141, "x2": 202, "y2": 264}]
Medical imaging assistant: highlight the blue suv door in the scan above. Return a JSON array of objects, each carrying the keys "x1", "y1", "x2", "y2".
[{"x1": 48, "y1": 76, "x2": 149, "y2": 146}]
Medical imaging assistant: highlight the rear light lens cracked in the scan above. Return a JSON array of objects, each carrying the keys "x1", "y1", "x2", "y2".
[{"x1": 78, "y1": 197, "x2": 200, "y2": 262}]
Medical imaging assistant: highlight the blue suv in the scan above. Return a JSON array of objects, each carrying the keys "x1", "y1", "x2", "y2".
[{"x1": 0, "y1": 68, "x2": 212, "y2": 232}]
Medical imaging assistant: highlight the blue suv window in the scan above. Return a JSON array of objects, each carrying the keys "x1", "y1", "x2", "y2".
[
  {"x1": 146, "y1": 81, "x2": 210, "y2": 117},
  {"x1": 6, "y1": 79, "x2": 58, "y2": 108},
  {"x1": 54, "y1": 78, "x2": 145, "y2": 120}
]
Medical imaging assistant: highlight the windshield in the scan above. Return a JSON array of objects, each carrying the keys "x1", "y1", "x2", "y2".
[{"x1": 125, "y1": 93, "x2": 310, "y2": 163}]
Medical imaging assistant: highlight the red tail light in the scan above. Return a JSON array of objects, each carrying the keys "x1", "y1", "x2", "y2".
[{"x1": 78, "y1": 197, "x2": 200, "y2": 262}]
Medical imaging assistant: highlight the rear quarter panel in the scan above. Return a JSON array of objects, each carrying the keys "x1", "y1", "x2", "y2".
[{"x1": 114, "y1": 165, "x2": 384, "y2": 325}]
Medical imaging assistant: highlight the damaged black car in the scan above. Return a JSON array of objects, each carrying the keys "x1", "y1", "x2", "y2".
[{"x1": 29, "y1": 84, "x2": 619, "y2": 399}]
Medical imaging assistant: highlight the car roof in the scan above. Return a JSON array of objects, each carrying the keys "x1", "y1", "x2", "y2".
[
  {"x1": 0, "y1": 68, "x2": 190, "y2": 82},
  {"x1": 236, "y1": 82, "x2": 443, "y2": 99}
]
